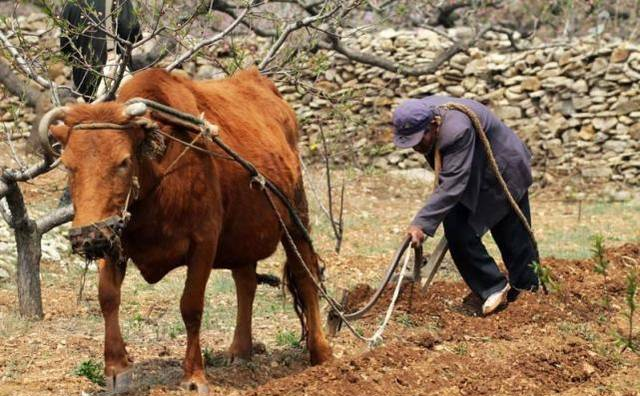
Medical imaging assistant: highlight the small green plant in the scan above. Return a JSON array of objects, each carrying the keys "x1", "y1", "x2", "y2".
[
  {"x1": 530, "y1": 261, "x2": 559, "y2": 292},
  {"x1": 453, "y1": 342, "x2": 468, "y2": 356},
  {"x1": 591, "y1": 234, "x2": 610, "y2": 308},
  {"x1": 275, "y1": 329, "x2": 301, "y2": 348},
  {"x1": 131, "y1": 313, "x2": 145, "y2": 329},
  {"x1": 168, "y1": 322, "x2": 184, "y2": 340},
  {"x1": 396, "y1": 313, "x2": 417, "y2": 328},
  {"x1": 74, "y1": 359, "x2": 105, "y2": 386},
  {"x1": 203, "y1": 347, "x2": 227, "y2": 367},
  {"x1": 615, "y1": 270, "x2": 638, "y2": 353}
]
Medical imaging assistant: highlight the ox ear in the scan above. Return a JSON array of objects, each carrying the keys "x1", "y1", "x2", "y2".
[
  {"x1": 133, "y1": 117, "x2": 167, "y2": 160},
  {"x1": 50, "y1": 123, "x2": 71, "y2": 145}
]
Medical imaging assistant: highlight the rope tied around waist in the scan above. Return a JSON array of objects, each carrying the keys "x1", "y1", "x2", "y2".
[{"x1": 432, "y1": 102, "x2": 539, "y2": 254}]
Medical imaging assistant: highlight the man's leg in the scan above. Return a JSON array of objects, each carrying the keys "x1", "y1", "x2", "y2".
[
  {"x1": 490, "y1": 192, "x2": 540, "y2": 293},
  {"x1": 443, "y1": 203, "x2": 508, "y2": 300}
]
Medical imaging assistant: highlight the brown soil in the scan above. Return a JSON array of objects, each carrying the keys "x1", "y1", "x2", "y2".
[{"x1": 245, "y1": 244, "x2": 640, "y2": 396}]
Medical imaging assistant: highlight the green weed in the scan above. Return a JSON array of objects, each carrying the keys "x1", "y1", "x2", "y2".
[
  {"x1": 531, "y1": 261, "x2": 560, "y2": 293},
  {"x1": 74, "y1": 359, "x2": 105, "y2": 386},
  {"x1": 275, "y1": 329, "x2": 302, "y2": 348},
  {"x1": 168, "y1": 322, "x2": 184, "y2": 340},
  {"x1": 396, "y1": 313, "x2": 417, "y2": 328},
  {"x1": 591, "y1": 234, "x2": 611, "y2": 308},
  {"x1": 203, "y1": 347, "x2": 227, "y2": 367},
  {"x1": 615, "y1": 270, "x2": 638, "y2": 353},
  {"x1": 453, "y1": 343, "x2": 468, "y2": 356}
]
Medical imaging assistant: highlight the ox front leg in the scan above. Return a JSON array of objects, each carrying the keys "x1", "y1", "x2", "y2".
[
  {"x1": 180, "y1": 245, "x2": 214, "y2": 395},
  {"x1": 282, "y1": 238, "x2": 333, "y2": 365},
  {"x1": 98, "y1": 258, "x2": 132, "y2": 394},
  {"x1": 228, "y1": 264, "x2": 257, "y2": 362}
]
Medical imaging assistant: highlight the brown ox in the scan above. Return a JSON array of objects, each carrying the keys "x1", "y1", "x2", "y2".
[{"x1": 40, "y1": 68, "x2": 332, "y2": 393}]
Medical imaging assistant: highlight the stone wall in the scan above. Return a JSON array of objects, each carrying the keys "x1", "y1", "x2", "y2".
[
  {"x1": 280, "y1": 28, "x2": 640, "y2": 186},
  {"x1": 2, "y1": 18, "x2": 639, "y2": 186}
]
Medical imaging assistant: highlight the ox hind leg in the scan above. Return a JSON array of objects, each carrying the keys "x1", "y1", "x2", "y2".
[
  {"x1": 179, "y1": 243, "x2": 216, "y2": 394},
  {"x1": 228, "y1": 264, "x2": 257, "y2": 362},
  {"x1": 98, "y1": 258, "x2": 131, "y2": 393},
  {"x1": 281, "y1": 235, "x2": 332, "y2": 365}
]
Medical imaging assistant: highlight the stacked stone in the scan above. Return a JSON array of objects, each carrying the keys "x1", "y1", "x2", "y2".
[{"x1": 277, "y1": 28, "x2": 640, "y2": 185}]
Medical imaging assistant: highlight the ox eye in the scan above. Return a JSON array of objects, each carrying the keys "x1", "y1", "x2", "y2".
[{"x1": 116, "y1": 157, "x2": 132, "y2": 173}]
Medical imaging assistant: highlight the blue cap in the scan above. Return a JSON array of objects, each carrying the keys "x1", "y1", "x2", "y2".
[{"x1": 392, "y1": 99, "x2": 436, "y2": 148}]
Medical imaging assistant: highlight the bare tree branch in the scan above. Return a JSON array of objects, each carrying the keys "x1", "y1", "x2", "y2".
[
  {"x1": 430, "y1": 1, "x2": 502, "y2": 28},
  {"x1": 0, "y1": 57, "x2": 41, "y2": 107},
  {"x1": 2, "y1": 182, "x2": 43, "y2": 318},
  {"x1": 166, "y1": 1, "x2": 256, "y2": 71},
  {"x1": 131, "y1": 36, "x2": 179, "y2": 70},
  {"x1": 0, "y1": 161, "x2": 51, "y2": 198},
  {"x1": 0, "y1": 198, "x2": 13, "y2": 227},
  {"x1": 212, "y1": 0, "x2": 278, "y2": 38},
  {"x1": 36, "y1": 205, "x2": 74, "y2": 235},
  {"x1": 318, "y1": 122, "x2": 344, "y2": 253},
  {"x1": 258, "y1": 2, "x2": 342, "y2": 70},
  {"x1": 319, "y1": 24, "x2": 491, "y2": 76},
  {"x1": 0, "y1": 27, "x2": 54, "y2": 89}
]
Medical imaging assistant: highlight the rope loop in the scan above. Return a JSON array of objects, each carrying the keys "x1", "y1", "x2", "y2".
[{"x1": 250, "y1": 174, "x2": 267, "y2": 190}]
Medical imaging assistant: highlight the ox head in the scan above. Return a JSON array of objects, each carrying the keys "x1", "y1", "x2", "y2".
[{"x1": 38, "y1": 101, "x2": 163, "y2": 261}]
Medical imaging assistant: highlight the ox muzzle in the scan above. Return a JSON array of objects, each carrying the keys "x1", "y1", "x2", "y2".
[{"x1": 68, "y1": 214, "x2": 130, "y2": 262}]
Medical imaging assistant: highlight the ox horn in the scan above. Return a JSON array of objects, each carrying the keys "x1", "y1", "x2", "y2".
[
  {"x1": 123, "y1": 102, "x2": 147, "y2": 117},
  {"x1": 37, "y1": 106, "x2": 68, "y2": 159}
]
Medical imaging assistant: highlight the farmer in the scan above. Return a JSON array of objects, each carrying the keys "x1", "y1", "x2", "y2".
[{"x1": 392, "y1": 96, "x2": 540, "y2": 315}]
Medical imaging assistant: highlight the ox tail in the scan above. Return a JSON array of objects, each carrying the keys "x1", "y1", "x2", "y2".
[
  {"x1": 281, "y1": 178, "x2": 321, "y2": 342},
  {"x1": 256, "y1": 273, "x2": 281, "y2": 287},
  {"x1": 283, "y1": 246, "x2": 312, "y2": 342}
]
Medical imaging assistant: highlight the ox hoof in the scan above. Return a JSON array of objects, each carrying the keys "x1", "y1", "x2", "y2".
[
  {"x1": 228, "y1": 356, "x2": 249, "y2": 366},
  {"x1": 105, "y1": 370, "x2": 133, "y2": 394},
  {"x1": 180, "y1": 379, "x2": 210, "y2": 395},
  {"x1": 227, "y1": 341, "x2": 264, "y2": 364},
  {"x1": 310, "y1": 344, "x2": 333, "y2": 366}
]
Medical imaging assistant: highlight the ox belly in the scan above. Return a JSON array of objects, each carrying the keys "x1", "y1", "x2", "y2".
[{"x1": 213, "y1": 188, "x2": 285, "y2": 269}]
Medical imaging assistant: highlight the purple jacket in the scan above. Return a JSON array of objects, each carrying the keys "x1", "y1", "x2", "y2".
[{"x1": 407, "y1": 96, "x2": 532, "y2": 236}]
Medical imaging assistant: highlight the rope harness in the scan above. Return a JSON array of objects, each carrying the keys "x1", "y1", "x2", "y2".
[
  {"x1": 65, "y1": 98, "x2": 540, "y2": 346},
  {"x1": 120, "y1": 98, "x2": 382, "y2": 343}
]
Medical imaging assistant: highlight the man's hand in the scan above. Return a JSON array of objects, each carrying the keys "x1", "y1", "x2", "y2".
[{"x1": 407, "y1": 225, "x2": 426, "y2": 247}]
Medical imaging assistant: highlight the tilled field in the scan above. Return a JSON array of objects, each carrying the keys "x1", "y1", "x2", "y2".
[{"x1": 245, "y1": 244, "x2": 640, "y2": 396}]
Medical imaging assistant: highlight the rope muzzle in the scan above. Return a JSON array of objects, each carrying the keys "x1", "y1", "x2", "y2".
[
  {"x1": 68, "y1": 177, "x2": 139, "y2": 263},
  {"x1": 69, "y1": 214, "x2": 129, "y2": 262}
]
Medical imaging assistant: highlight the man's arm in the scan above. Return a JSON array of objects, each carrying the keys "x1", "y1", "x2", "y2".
[{"x1": 411, "y1": 124, "x2": 475, "y2": 236}]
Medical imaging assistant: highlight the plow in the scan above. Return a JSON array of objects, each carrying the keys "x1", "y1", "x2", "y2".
[{"x1": 327, "y1": 236, "x2": 449, "y2": 337}]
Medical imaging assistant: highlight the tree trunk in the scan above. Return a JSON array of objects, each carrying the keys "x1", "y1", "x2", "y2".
[
  {"x1": 14, "y1": 220, "x2": 44, "y2": 319},
  {"x1": 4, "y1": 183, "x2": 44, "y2": 319}
]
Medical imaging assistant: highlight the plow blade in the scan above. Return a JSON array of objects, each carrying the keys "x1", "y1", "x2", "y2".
[{"x1": 420, "y1": 236, "x2": 448, "y2": 291}]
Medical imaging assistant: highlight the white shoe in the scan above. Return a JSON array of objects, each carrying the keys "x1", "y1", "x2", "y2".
[{"x1": 482, "y1": 284, "x2": 511, "y2": 315}]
